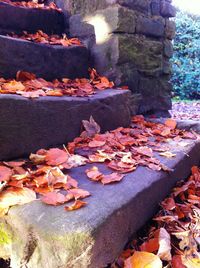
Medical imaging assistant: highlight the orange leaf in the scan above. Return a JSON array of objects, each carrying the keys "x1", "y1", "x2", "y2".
[
  {"x1": 101, "y1": 173, "x2": 124, "y2": 185},
  {"x1": 165, "y1": 118, "x2": 177, "y2": 129},
  {"x1": 0, "y1": 187, "x2": 36, "y2": 216},
  {"x1": 171, "y1": 255, "x2": 187, "y2": 268},
  {"x1": 140, "y1": 238, "x2": 159, "y2": 253},
  {"x1": 41, "y1": 191, "x2": 66, "y2": 206},
  {"x1": 124, "y1": 251, "x2": 162, "y2": 268},
  {"x1": 45, "y1": 148, "x2": 68, "y2": 166},
  {"x1": 0, "y1": 166, "x2": 12, "y2": 182},
  {"x1": 88, "y1": 140, "x2": 106, "y2": 148},
  {"x1": 64, "y1": 200, "x2": 87, "y2": 211},
  {"x1": 68, "y1": 188, "x2": 90, "y2": 200},
  {"x1": 85, "y1": 166, "x2": 103, "y2": 181}
]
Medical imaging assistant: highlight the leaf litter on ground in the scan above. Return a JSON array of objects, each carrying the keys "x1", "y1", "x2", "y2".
[{"x1": 110, "y1": 165, "x2": 200, "y2": 268}]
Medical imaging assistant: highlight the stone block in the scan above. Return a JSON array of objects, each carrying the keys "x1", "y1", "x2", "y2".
[
  {"x1": 136, "y1": 16, "x2": 165, "y2": 37},
  {"x1": 160, "y1": 1, "x2": 176, "y2": 17},
  {"x1": 0, "y1": 138, "x2": 200, "y2": 267},
  {"x1": 0, "y1": 90, "x2": 131, "y2": 160},
  {"x1": 0, "y1": 35, "x2": 90, "y2": 80},
  {"x1": 118, "y1": 0, "x2": 150, "y2": 14},
  {"x1": 138, "y1": 75, "x2": 172, "y2": 113},
  {"x1": 165, "y1": 19, "x2": 176, "y2": 39},
  {"x1": 164, "y1": 39, "x2": 173, "y2": 58},
  {"x1": 0, "y1": 2, "x2": 65, "y2": 34},
  {"x1": 88, "y1": 5, "x2": 136, "y2": 34},
  {"x1": 91, "y1": 34, "x2": 163, "y2": 87},
  {"x1": 151, "y1": 0, "x2": 160, "y2": 15}
]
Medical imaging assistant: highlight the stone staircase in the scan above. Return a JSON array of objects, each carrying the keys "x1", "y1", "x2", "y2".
[
  {"x1": 0, "y1": 0, "x2": 131, "y2": 161},
  {"x1": 0, "y1": 2, "x2": 200, "y2": 268}
]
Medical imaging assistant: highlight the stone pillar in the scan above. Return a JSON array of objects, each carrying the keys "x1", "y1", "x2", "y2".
[{"x1": 55, "y1": 0, "x2": 176, "y2": 116}]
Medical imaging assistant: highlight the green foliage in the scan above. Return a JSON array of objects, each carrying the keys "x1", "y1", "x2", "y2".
[{"x1": 171, "y1": 11, "x2": 200, "y2": 99}]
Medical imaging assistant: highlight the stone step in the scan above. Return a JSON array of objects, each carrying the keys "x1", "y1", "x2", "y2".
[
  {"x1": 0, "y1": 124, "x2": 199, "y2": 268},
  {"x1": 0, "y1": 1, "x2": 65, "y2": 34},
  {"x1": 0, "y1": 89, "x2": 131, "y2": 161},
  {"x1": 0, "y1": 34, "x2": 90, "y2": 80}
]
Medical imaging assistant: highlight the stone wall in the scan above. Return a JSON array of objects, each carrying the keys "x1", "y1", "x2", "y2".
[{"x1": 55, "y1": 0, "x2": 176, "y2": 115}]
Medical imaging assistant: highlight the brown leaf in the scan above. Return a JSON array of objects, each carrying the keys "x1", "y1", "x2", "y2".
[
  {"x1": 82, "y1": 116, "x2": 101, "y2": 137},
  {"x1": 64, "y1": 200, "x2": 87, "y2": 211}
]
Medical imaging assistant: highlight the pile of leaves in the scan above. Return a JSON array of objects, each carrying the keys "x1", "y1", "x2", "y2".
[
  {"x1": 170, "y1": 101, "x2": 200, "y2": 121},
  {"x1": 112, "y1": 166, "x2": 200, "y2": 268},
  {"x1": 1, "y1": 0, "x2": 61, "y2": 11},
  {"x1": 0, "y1": 116, "x2": 198, "y2": 216},
  {"x1": 8, "y1": 30, "x2": 82, "y2": 47},
  {"x1": 0, "y1": 69, "x2": 115, "y2": 98}
]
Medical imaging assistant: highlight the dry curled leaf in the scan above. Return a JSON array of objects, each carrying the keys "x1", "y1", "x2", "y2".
[{"x1": 64, "y1": 200, "x2": 87, "y2": 211}]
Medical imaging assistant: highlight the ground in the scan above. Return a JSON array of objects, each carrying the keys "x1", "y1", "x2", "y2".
[{"x1": 170, "y1": 100, "x2": 200, "y2": 121}]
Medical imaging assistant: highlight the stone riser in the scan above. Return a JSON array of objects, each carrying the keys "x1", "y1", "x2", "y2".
[
  {"x1": 0, "y1": 2, "x2": 65, "y2": 34},
  {"x1": 0, "y1": 90, "x2": 131, "y2": 161},
  {"x1": 0, "y1": 35, "x2": 90, "y2": 80}
]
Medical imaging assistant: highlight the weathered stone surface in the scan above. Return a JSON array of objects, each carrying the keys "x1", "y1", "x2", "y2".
[
  {"x1": 0, "y1": 2, "x2": 65, "y2": 34},
  {"x1": 163, "y1": 59, "x2": 172, "y2": 75},
  {"x1": 0, "y1": 137, "x2": 200, "y2": 267},
  {"x1": 88, "y1": 5, "x2": 137, "y2": 34},
  {"x1": 138, "y1": 75, "x2": 172, "y2": 114},
  {"x1": 118, "y1": 0, "x2": 150, "y2": 14},
  {"x1": 164, "y1": 39, "x2": 173, "y2": 58},
  {"x1": 151, "y1": 0, "x2": 160, "y2": 15},
  {"x1": 55, "y1": 0, "x2": 117, "y2": 15},
  {"x1": 0, "y1": 35, "x2": 90, "y2": 80},
  {"x1": 160, "y1": 0, "x2": 176, "y2": 17},
  {"x1": 165, "y1": 19, "x2": 176, "y2": 39},
  {"x1": 0, "y1": 90, "x2": 131, "y2": 161},
  {"x1": 136, "y1": 16, "x2": 165, "y2": 37}
]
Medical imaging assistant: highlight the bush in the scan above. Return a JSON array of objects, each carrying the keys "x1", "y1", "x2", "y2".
[{"x1": 171, "y1": 11, "x2": 200, "y2": 99}]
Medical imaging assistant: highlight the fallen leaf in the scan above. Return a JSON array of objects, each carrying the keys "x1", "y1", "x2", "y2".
[
  {"x1": 64, "y1": 200, "x2": 87, "y2": 211},
  {"x1": 165, "y1": 119, "x2": 177, "y2": 129},
  {"x1": 0, "y1": 166, "x2": 12, "y2": 182},
  {"x1": 157, "y1": 228, "x2": 172, "y2": 261},
  {"x1": 85, "y1": 166, "x2": 103, "y2": 181},
  {"x1": 124, "y1": 251, "x2": 162, "y2": 268},
  {"x1": 159, "y1": 151, "x2": 176, "y2": 158},
  {"x1": 82, "y1": 116, "x2": 101, "y2": 137},
  {"x1": 41, "y1": 191, "x2": 66, "y2": 206},
  {"x1": 0, "y1": 187, "x2": 36, "y2": 216},
  {"x1": 101, "y1": 173, "x2": 124, "y2": 185},
  {"x1": 45, "y1": 148, "x2": 68, "y2": 166},
  {"x1": 68, "y1": 188, "x2": 91, "y2": 199}
]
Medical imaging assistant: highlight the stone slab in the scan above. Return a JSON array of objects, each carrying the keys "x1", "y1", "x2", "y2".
[
  {"x1": 0, "y1": 35, "x2": 90, "y2": 80},
  {"x1": 0, "y1": 2, "x2": 65, "y2": 34},
  {"x1": 0, "y1": 137, "x2": 200, "y2": 267},
  {"x1": 0, "y1": 89, "x2": 131, "y2": 161}
]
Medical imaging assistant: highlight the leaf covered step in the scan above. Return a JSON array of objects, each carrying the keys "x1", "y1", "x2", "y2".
[
  {"x1": 8, "y1": 30, "x2": 82, "y2": 47},
  {"x1": 0, "y1": 69, "x2": 115, "y2": 98}
]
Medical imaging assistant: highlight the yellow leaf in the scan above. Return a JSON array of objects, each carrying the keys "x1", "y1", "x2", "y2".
[
  {"x1": 182, "y1": 255, "x2": 200, "y2": 268},
  {"x1": 0, "y1": 187, "x2": 36, "y2": 216},
  {"x1": 159, "y1": 151, "x2": 176, "y2": 158},
  {"x1": 124, "y1": 251, "x2": 162, "y2": 268}
]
